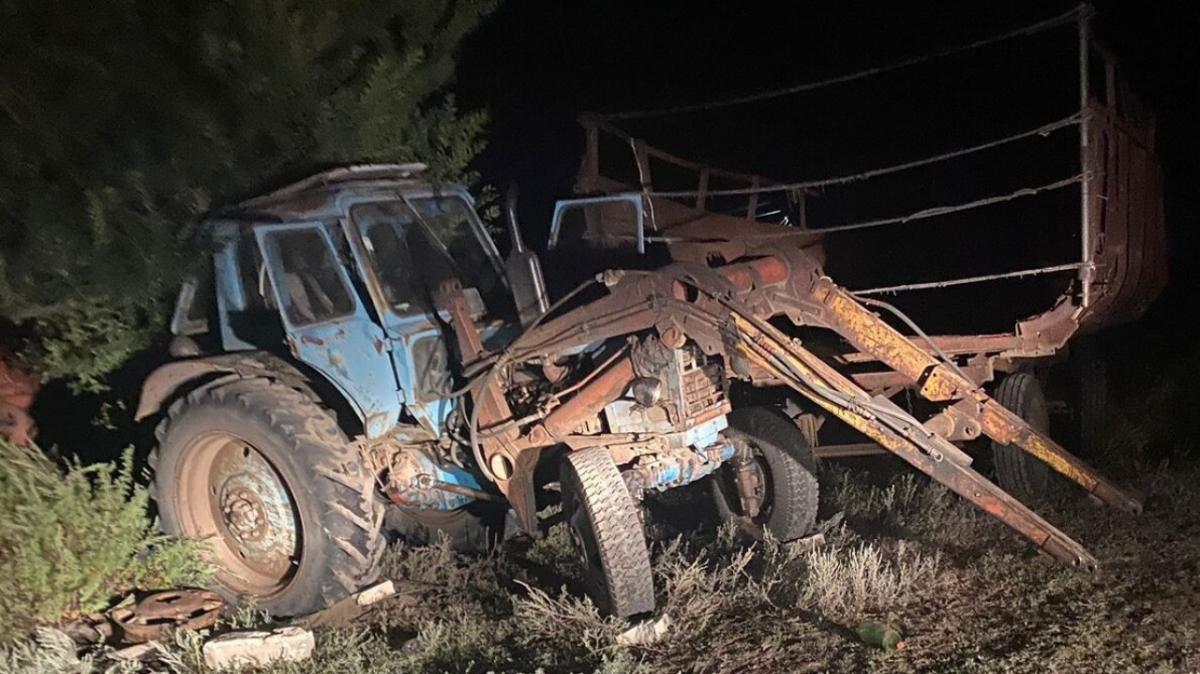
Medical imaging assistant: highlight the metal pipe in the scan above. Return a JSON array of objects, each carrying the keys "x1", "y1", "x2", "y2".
[
  {"x1": 811, "y1": 443, "x2": 889, "y2": 459},
  {"x1": 542, "y1": 356, "x2": 636, "y2": 438},
  {"x1": 432, "y1": 480, "x2": 506, "y2": 503},
  {"x1": 1079, "y1": 5, "x2": 1093, "y2": 308}
]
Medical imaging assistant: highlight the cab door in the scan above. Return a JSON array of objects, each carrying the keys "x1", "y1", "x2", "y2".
[{"x1": 254, "y1": 222, "x2": 401, "y2": 438}]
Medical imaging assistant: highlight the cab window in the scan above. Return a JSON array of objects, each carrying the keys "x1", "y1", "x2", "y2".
[
  {"x1": 353, "y1": 197, "x2": 509, "y2": 316},
  {"x1": 263, "y1": 228, "x2": 356, "y2": 325}
]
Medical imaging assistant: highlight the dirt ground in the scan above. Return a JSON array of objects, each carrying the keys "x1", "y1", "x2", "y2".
[
  {"x1": 610, "y1": 462, "x2": 1200, "y2": 674},
  {"x1": 206, "y1": 456, "x2": 1198, "y2": 674}
]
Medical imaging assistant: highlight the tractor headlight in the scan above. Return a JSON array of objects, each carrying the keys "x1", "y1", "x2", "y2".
[{"x1": 632, "y1": 377, "x2": 662, "y2": 407}]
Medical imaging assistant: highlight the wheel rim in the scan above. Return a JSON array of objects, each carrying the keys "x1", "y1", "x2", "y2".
[
  {"x1": 719, "y1": 443, "x2": 776, "y2": 526},
  {"x1": 175, "y1": 432, "x2": 301, "y2": 597}
]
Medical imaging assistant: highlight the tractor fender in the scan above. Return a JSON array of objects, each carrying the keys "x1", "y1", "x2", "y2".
[{"x1": 136, "y1": 352, "x2": 318, "y2": 422}]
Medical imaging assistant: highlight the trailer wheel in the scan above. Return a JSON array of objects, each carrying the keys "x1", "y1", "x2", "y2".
[
  {"x1": 561, "y1": 447, "x2": 655, "y2": 618},
  {"x1": 712, "y1": 407, "x2": 820, "y2": 541},
  {"x1": 991, "y1": 373, "x2": 1054, "y2": 499},
  {"x1": 150, "y1": 377, "x2": 385, "y2": 617}
]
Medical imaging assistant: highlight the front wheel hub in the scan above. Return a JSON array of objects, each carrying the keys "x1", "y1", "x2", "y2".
[{"x1": 221, "y1": 488, "x2": 268, "y2": 543}]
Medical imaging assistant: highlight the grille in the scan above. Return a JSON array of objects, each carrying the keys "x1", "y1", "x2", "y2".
[{"x1": 676, "y1": 348, "x2": 730, "y2": 423}]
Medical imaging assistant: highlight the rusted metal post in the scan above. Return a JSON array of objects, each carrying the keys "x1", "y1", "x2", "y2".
[
  {"x1": 746, "y1": 176, "x2": 760, "y2": 219},
  {"x1": 696, "y1": 169, "x2": 709, "y2": 210},
  {"x1": 632, "y1": 140, "x2": 652, "y2": 190},
  {"x1": 1078, "y1": 5, "x2": 1093, "y2": 308}
]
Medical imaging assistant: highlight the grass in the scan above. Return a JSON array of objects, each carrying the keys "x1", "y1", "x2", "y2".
[
  {"x1": 799, "y1": 541, "x2": 942, "y2": 624},
  {"x1": 0, "y1": 441, "x2": 210, "y2": 643},
  {"x1": 5, "y1": 433, "x2": 1200, "y2": 672}
]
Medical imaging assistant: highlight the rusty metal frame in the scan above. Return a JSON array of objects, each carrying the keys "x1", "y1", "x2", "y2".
[
  {"x1": 571, "y1": 22, "x2": 1165, "y2": 394},
  {"x1": 440, "y1": 7, "x2": 1159, "y2": 568},
  {"x1": 459, "y1": 243, "x2": 1138, "y2": 565}
]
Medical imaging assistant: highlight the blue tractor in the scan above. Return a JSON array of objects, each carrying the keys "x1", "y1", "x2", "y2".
[{"x1": 138, "y1": 164, "x2": 821, "y2": 618}]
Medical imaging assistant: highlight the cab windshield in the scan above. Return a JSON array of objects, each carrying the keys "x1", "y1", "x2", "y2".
[{"x1": 352, "y1": 196, "x2": 507, "y2": 316}]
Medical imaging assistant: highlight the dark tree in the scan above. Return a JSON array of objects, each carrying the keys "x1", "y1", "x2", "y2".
[{"x1": 0, "y1": 0, "x2": 494, "y2": 390}]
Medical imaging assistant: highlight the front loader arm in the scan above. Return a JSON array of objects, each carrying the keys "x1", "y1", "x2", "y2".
[
  {"x1": 803, "y1": 277, "x2": 1141, "y2": 514},
  {"x1": 463, "y1": 254, "x2": 1134, "y2": 565},
  {"x1": 728, "y1": 311, "x2": 1099, "y2": 567}
]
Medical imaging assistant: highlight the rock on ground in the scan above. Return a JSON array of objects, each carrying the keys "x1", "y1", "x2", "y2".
[{"x1": 202, "y1": 626, "x2": 315, "y2": 671}]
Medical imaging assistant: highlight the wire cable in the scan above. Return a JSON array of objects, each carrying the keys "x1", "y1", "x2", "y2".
[
  {"x1": 640, "y1": 113, "x2": 1084, "y2": 199},
  {"x1": 596, "y1": 6, "x2": 1084, "y2": 121}
]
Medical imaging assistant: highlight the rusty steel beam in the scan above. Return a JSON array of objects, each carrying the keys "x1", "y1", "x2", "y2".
[
  {"x1": 811, "y1": 443, "x2": 889, "y2": 459},
  {"x1": 849, "y1": 362, "x2": 992, "y2": 393},
  {"x1": 805, "y1": 277, "x2": 1141, "y2": 513},
  {"x1": 728, "y1": 313, "x2": 1098, "y2": 568},
  {"x1": 837, "y1": 333, "x2": 1025, "y2": 363}
]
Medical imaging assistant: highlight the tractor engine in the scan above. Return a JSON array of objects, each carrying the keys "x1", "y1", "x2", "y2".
[{"x1": 594, "y1": 335, "x2": 735, "y2": 495}]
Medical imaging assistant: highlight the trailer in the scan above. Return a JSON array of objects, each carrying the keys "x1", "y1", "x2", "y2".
[{"x1": 548, "y1": 6, "x2": 1165, "y2": 499}]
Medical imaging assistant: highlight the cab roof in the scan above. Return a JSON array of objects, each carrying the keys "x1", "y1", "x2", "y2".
[{"x1": 228, "y1": 163, "x2": 446, "y2": 222}]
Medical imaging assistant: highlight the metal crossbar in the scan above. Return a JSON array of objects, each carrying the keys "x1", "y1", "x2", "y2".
[{"x1": 852, "y1": 262, "x2": 1087, "y2": 295}]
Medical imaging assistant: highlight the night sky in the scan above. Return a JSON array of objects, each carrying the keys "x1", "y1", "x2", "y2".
[
  {"x1": 455, "y1": 1, "x2": 1197, "y2": 364},
  {"x1": 30, "y1": 1, "x2": 1199, "y2": 458}
]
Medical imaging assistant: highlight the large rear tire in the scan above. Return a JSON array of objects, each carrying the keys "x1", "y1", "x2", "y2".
[
  {"x1": 991, "y1": 373, "x2": 1054, "y2": 500},
  {"x1": 561, "y1": 447, "x2": 655, "y2": 618},
  {"x1": 150, "y1": 377, "x2": 385, "y2": 617},
  {"x1": 712, "y1": 407, "x2": 820, "y2": 541}
]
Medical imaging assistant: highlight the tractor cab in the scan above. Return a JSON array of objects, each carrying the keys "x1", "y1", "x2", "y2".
[{"x1": 168, "y1": 164, "x2": 545, "y2": 439}]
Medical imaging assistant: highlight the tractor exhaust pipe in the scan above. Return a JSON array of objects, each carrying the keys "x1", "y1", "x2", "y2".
[{"x1": 502, "y1": 182, "x2": 550, "y2": 327}]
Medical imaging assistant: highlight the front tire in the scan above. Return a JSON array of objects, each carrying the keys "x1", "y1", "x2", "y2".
[
  {"x1": 561, "y1": 447, "x2": 655, "y2": 618},
  {"x1": 150, "y1": 377, "x2": 385, "y2": 617},
  {"x1": 712, "y1": 407, "x2": 820, "y2": 541}
]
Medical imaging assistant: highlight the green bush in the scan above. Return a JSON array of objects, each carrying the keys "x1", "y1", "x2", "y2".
[{"x1": 0, "y1": 441, "x2": 210, "y2": 642}]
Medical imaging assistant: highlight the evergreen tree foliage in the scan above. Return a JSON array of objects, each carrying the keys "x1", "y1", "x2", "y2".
[
  {"x1": 0, "y1": 0, "x2": 494, "y2": 390},
  {"x1": 0, "y1": 441, "x2": 211, "y2": 641}
]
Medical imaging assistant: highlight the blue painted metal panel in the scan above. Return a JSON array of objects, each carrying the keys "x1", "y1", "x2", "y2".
[
  {"x1": 632, "y1": 441, "x2": 736, "y2": 492},
  {"x1": 547, "y1": 194, "x2": 646, "y2": 253},
  {"x1": 388, "y1": 448, "x2": 483, "y2": 511},
  {"x1": 254, "y1": 222, "x2": 402, "y2": 438},
  {"x1": 209, "y1": 221, "x2": 261, "y2": 352}
]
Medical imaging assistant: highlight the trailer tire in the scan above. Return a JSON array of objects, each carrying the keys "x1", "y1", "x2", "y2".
[
  {"x1": 991, "y1": 373, "x2": 1054, "y2": 499},
  {"x1": 712, "y1": 407, "x2": 820, "y2": 542},
  {"x1": 561, "y1": 447, "x2": 655, "y2": 618},
  {"x1": 150, "y1": 377, "x2": 385, "y2": 617}
]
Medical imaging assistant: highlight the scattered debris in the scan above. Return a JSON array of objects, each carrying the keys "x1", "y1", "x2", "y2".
[
  {"x1": 355, "y1": 580, "x2": 396, "y2": 606},
  {"x1": 61, "y1": 613, "x2": 113, "y2": 645},
  {"x1": 110, "y1": 589, "x2": 223, "y2": 643},
  {"x1": 108, "y1": 642, "x2": 158, "y2": 662},
  {"x1": 298, "y1": 579, "x2": 429, "y2": 629},
  {"x1": 788, "y1": 532, "x2": 827, "y2": 553},
  {"x1": 615, "y1": 614, "x2": 673, "y2": 647},
  {"x1": 202, "y1": 626, "x2": 315, "y2": 670}
]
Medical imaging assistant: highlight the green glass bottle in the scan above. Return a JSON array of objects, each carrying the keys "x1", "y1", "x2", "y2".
[{"x1": 855, "y1": 622, "x2": 906, "y2": 650}]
